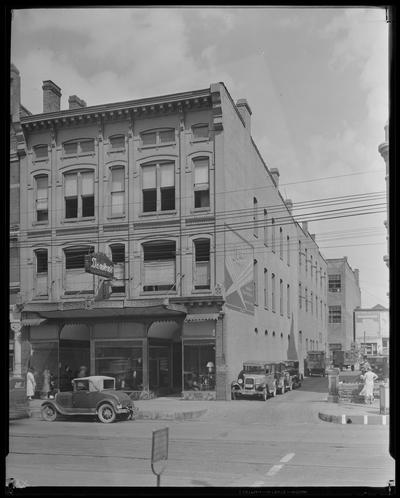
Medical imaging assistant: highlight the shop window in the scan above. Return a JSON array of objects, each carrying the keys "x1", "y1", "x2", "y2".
[
  {"x1": 35, "y1": 249, "x2": 48, "y2": 296},
  {"x1": 193, "y1": 157, "x2": 210, "y2": 208},
  {"x1": 30, "y1": 342, "x2": 59, "y2": 392},
  {"x1": 64, "y1": 170, "x2": 94, "y2": 219},
  {"x1": 64, "y1": 246, "x2": 94, "y2": 294},
  {"x1": 183, "y1": 342, "x2": 215, "y2": 391},
  {"x1": 95, "y1": 341, "x2": 142, "y2": 390},
  {"x1": 110, "y1": 244, "x2": 125, "y2": 294},
  {"x1": 192, "y1": 124, "x2": 209, "y2": 139},
  {"x1": 34, "y1": 144, "x2": 48, "y2": 160},
  {"x1": 109, "y1": 135, "x2": 125, "y2": 149},
  {"x1": 140, "y1": 128, "x2": 175, "y2": 146},
  {"x1": 35, "y1": 175, "x2": 48, "y2": 222},
  {"x1": 143, "y1": 241, "x2": 176, "y2": 292},
  {"x1": 328, "y1": 274, "x2": 341, "y2": 292},
  {"x1": 194, "y1": 239, "x2": 210, "y2": 290},
  {"x1": 110, "y1": 166, "x2": 125, "y2": 216},
  {"x1": 142, "y1": 161, "x2": 175, "y2": 212},
  {"x1": 329, "y1": 305, "x2": 341, "y2": 323}
]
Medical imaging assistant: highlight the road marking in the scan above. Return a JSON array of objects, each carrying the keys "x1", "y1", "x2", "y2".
[
  {"x1": 266, "y1": 464, "x2": 283, "y2": 476},
  {"x1": 280, "y1": 452, "x2": 295, "y2": 463},
  {"x1": 251, "y1": 481, "x2": 265, "y2": 487},
  {"x1": 341, "y1": 414, "x2": 346, "y2": 424}
]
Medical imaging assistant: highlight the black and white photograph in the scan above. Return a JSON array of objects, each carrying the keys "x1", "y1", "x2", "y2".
[{"x1": 7, "y1": 5, "x2": 394, "y2": 492}]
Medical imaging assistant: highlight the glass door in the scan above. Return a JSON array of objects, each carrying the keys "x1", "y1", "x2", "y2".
[{"x1": 149, "y1": 345, "x2": 170, "y2": 390}]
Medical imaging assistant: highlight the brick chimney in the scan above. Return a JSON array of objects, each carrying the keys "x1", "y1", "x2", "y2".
[
  {"x1": 42, "y1": 80, "x2": 61, "y2": 113},
  {"x1": 236, "y1": 99, "x2": 252, "y2": 134},
  {"x1": 10, "y1": 64, "x2": 21, "y2": 122},
  {"x1": 270, "y1": 168, "x2": 280, "y2": 187},
  {"x1": 285, "y1": 199, "x2": 293, "y2": 214},
  {"x1": 68, "y1": 95, "x2": 87, "y2": 110}
]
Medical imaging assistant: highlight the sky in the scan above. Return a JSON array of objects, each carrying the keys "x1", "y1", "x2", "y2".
[{"x1": 10, "y1": 7, "x2": 390, "y2": 308}]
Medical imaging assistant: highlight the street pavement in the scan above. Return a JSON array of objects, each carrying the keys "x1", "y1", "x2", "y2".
[{"x1": 7, "y1": 376, "x2": 395, "y2": 488}]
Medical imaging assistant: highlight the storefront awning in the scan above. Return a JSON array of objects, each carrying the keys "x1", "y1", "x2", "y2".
[
  {"x1": 21, "y1": 318, "x2": 47, "y2": 326},
  {"x1": 185, "y1": 313, "x2": 220, "y2": 322}
]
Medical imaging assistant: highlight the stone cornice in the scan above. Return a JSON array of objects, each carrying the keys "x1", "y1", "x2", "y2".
[{"x1": 20, "y1": 88, "x2": 212, "y2": 132}]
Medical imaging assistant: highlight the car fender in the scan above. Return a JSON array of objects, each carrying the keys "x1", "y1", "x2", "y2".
[
  {"x1": 41, "y1": 400, "x2": 67, "y2": 415},
  {"x1": 231, "y1": 381, "x2": 241, "y2": 391}
]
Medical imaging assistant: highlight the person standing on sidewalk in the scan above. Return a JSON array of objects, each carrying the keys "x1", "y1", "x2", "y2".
[
  {"x1": 360, "y1": 367, "x2": 378, "y2": 404},
  {"x1": 26, "y1": 367, "x2": 36, "y2": 401}
]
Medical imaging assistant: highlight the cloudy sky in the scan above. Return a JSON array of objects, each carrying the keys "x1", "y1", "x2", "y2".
[{"x1": 11, "y1": 7, "x2": 389, "y2": 308}]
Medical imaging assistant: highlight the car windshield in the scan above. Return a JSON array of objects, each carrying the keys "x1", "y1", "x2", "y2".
[
  {"x1": 103, "y1": 379, "x2": 115, "y2": 389},
  {"x1": 243, "y1": 365, "x2": 264, "y2": 373}
]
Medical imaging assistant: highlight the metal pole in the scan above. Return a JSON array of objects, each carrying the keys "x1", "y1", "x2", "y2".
[{"x1": 157, "y1": 474, "x2": 160, "y2": 487}]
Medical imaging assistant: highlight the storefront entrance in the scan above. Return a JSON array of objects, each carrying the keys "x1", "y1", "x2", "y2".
[{"x1": 59, "y1": 324, "x2": 90, "y2": 391}]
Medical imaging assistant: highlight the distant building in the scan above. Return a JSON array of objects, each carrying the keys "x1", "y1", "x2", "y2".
[
  {"x1": 326, "y1": 257, "x2": 361, "y2": 356},
  {"x1": 12, "y1": 70, "x2": 329, "y2": 399},
  {"x1": 354, "y1": 304, "x2": 389, "y2": 356}
]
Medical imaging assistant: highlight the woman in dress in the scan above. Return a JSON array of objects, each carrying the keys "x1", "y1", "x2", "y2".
[
  {"x1": 26, "y1": 367, "x2": 36, "y2": 400},
  {"x1": 360, "y1": 367, "x2": 378, "y2": 404}
]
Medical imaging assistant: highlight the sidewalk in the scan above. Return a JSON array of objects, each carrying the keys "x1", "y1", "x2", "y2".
[{"x1": 317, "y1": 398, "x2": 389, "y2": 425}]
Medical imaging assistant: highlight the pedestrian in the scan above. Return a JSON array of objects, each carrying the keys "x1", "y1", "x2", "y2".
[
  {"x1": 77, "y1": 365, "x2": 88, "y2": 378},
  {"x1": 359, "y1": 367, "x2": 378, "y2": 404},
  {"x1": 41, "y1": 368, "x2": 51, "y2": 399},
  {"x1": 26, "y1": 367, "x2": 36, "y2": 400}
]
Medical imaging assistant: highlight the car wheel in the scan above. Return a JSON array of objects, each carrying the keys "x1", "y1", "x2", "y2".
[
  {"x1": 97, "y1": 403, "x2": 116, "y2": 424},
  {"x1": 262, "y1": 388, "x2": 268, "y2": 401},
  {"x1": 41, "y1": 404, "x2": 58, "y2": 422}
]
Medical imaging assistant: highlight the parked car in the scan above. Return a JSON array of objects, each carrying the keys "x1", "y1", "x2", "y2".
[
  {"x1": 283, "y1": 360, "x2": 302, "y2": 388},
  {"x1": 41, "y1": 376, "x2": 138, "y2": 423},
  {"x1": 9, "y1": 376, "x2": 30, "y2": 420},
  {"x1": 305, "y1": 351, "x2": 326, "y2": 377},
  {"x1": 231, "y1": 361, "x2": 277, "y2": 401},
  {"x1": 267, "y1": 362, "x2": 293, "y2": 394}
]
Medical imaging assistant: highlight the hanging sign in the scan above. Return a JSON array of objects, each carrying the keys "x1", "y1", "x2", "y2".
[{"x1": 84, "y1": 253, "x2": 114, "y2": 279}]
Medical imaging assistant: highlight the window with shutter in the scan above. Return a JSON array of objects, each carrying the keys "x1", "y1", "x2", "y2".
[
  {"x1": 35, "y1": 175, "x2": 48, "y2": 222},
  {"x1": 193, "y1": 157, "x2": 210, "y2": 208},
  {"x1": 110, "y1": 167, "x2": 125, "y2": 216},
  {"x1": 64, "y1": 247, "x2": 94, "y2": 294},
  {"x1": 194, "y1": 239, "x2": 210, "y2": 290},
  {"x1": 143, "y1": 241, "x2": 176, "y2": 292}
]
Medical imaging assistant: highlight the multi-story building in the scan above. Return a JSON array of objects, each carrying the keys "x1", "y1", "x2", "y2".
[
  {"x1": 15, "y1": 75, "x2": 328, "y2": 399},
  {"x1": 354, "y1": 304, "x2": 389, "y2": 356},
  {"x1": 297, "y1": 223, "x2": 328, "y2": 362},
  {"x1": 378, "y1": 121, "x2": 389, "y2": 268},
  {"x1": 326, "y1": 257, "x2": 361, "y2": 357}
]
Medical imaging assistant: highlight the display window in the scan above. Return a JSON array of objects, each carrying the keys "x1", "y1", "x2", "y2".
[
  {"x1": 30, "y1": 341, "x2": 59, "y2": 395},
  {"x1": 183, "y1": 341, "x2": 215, "y2": 391},
  {"x1": 95, "y1": 340, "x2": 143, "y2": 390}
]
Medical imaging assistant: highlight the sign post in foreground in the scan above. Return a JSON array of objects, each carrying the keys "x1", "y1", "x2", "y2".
[{"x1": 151, "y1": 427, "x2": 169, "y2": 487}]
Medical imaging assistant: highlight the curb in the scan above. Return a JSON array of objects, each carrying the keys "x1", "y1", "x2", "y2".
[
  {"x1": 29, "y1": 407, "x2": 208, "y2": 422},
  {"x1": 318, "y1": 412, "x2": 389, "y2": 425}
]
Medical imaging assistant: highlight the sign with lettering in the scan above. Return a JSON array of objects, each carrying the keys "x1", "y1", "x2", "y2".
[
  {"x1": 151, "y1": 427, "x2": 169, "y2": 486},
  {"x1": 84, "y1": 253, "x2": 114, "y2": 279}
]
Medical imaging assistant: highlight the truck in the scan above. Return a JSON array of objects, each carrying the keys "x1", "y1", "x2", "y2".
[{"x1": 305, "y1": 351, "x2": 326, "y2": 377}]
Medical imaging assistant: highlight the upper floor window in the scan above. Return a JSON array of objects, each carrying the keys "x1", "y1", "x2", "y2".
[
  {"x1": 140, "y1": 129, "x2": 175, "y2": 147},
  {"x1": 263, "y1": 209, "x2": 268, "y2": 245},
  {"x1": 192, "y1": 124, "x2": 209, "y2": 140},
  {"x1": 194, "y1": 239, "x2": 210, "y2": 290},
  {"x1": 298, "y1": 240, "x2": 302, "y2": 266},
  {"x1": 279, "y1": 227, "x2": 283, "y2": 259},
  {"x1": 64, "y1": 246, "x2": 94, "y2": 294},
  {"x1": 64, "y1": 170, "x2": 94, "y2": 219},
  {"x1": 305, "y1": 287, "x2": 308, "y2": 312},
  {"x1": 253, "y1": 260, "x2": 258, "y2": 305},
  {"x1": 109, "y1": 135, "x2": 125, "y2": 149},
  {"x1": 271, "y1": 273, "x2": 276, "y2": 312},
  {"x1": 253, "y1": 198, "x2": 259, "y2": 238},
  {"x1": 35, "y1": 249, "x2": 48, "y2": 296},
  {"x1": 271, "y1": 219, "x2": 276, "y2": 253},
  {"x1": 310, "y1": 291, "x2": 313, "y2": 314},
  {"x1": 287, "y1": 284, "x2": 290, "y2": 317},
  {"x1": 310, "y1": 255, "x2": 313, "y2": 277},
  {"x1": 193, "y1": 157, "x2": 210, "y2": 208},
  {"x1": 264, "y1": 268, "x2": 268, "y2": 308},
  {"x1": 110, "y1": 244, "x2": 125, "y2": 294},
  {"x1": 35, "y1": 175, "x2": 48, "y2": 222},
  {"x1": 287, "y1": 236, "x2": 290, "y2": 265},
  {"x1": 110, "y1": 167, "x2": 125, "y2": 216},
  {"x1": 279, "y1": 279, "x2": 283, "y2": 315},
  {"x1": 142, "y1": 161, "x2": 175, "y2": 213},
  {"x1": 299, "y1": 283, "x2": 302, "y2": 309},
  {"x1": 143, "y1": 240, "x2": 176, "y2": 292},
  {"x1": 305, "y1": 248, "x2": 308, "y2": 273},
  {"x1": 329, "y1": 305, "x2": 341, "y2": 323},
  {"x1": 33, "y1": 145, "x2": 48, "y2": 160},
  {"x1": 63, "y1": 139, "x2": 95, "y2": 156},
  {"x1": 328, "y1": 274, "x2": 341, "y2": 292}
]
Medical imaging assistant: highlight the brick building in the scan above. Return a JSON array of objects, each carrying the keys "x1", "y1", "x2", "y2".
[
  {"x1": 13, "y1": 74, "x2": 328, "y2": 399},
  {"x1": 326, "y1": 257, "x2": 361, "y2": 356}
]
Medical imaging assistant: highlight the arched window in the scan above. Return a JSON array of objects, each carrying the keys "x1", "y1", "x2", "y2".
[
  {"x1": 253, "y1": 260, "x2": 258, "y2": 305},
  {"x1": 35, "y1": 174, "x2": 48, "y2": 222},
  {"x1": 64, "y1": 170, "x2": 94, "y2": 219},
  {"x1": 141, "y1": 128, "x2": 175, "y2": 146},
  {"x1": 142, "y1": 240, "x2": 176, "y2": 292},
  {"x1": 142, "y1": 161, "x2": 175, "y2": 212},
  {"x1": 35, "y1": 249, "x2": 48, "y2": 296},
  {"x1": 110, "y1": 166, "x2": 125, "y2": 216},
  {"x1": 193, "y1": 157, "x2": 210, "y2": 208}
]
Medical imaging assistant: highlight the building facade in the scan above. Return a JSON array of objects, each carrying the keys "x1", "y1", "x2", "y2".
[
  {"x1": 326, "y1": 257, "x2": 361, "y2": 356},
  {"x1": 354, "y1": 304, "x2": 389, "y2": 356},
  {"x1": 14, "y1": 76, "x2": 328, "y2": 399}
]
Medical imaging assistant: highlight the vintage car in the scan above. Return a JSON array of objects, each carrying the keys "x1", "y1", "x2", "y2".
[
  {"x1": 231, "y1": 361, "x2": 277, "y2": 401},
  {"x1": 41, "y1": 376, "x2": 138, "y2": 423},
  {"x1": 283, "y1": 360, "x2": 302, "y2": 388},
  {"x1": 266, "y1": 362, "x2": 293, "y2": 394},
  {"x1": 9, "y1": 376, "x2": 30, "y2": 420}
]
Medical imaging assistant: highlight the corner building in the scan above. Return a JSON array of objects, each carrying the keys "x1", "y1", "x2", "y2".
[{"x1": 17, "y1": 80, "x2": 328, "y2": 399}]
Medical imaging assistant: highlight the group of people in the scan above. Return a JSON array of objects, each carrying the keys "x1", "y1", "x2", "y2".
[{"x1": 26, "y1": 364, "x2": 89, "y2": 400}]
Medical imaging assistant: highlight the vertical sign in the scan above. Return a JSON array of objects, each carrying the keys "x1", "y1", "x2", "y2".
[{"x1": 151, "y1": 427, "x2": 169, "y2": 486}]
